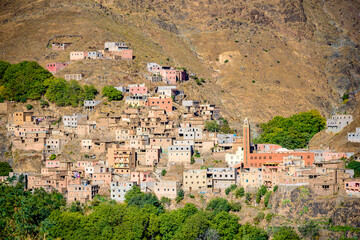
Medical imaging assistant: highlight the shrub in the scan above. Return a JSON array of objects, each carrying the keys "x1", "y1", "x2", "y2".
[
  {"x1": 265, "y1": 213, "x2": 275, "y2": 222},
  {"x1": 161, "y1": 196, "x2": 171, "y2": 205},
  {"x1": 40, "y1": 100, "x2": 49, "y2": 108},
  {"x1": 245, "y1": 193, "x2": 251, "y2": 203},
  {"x1": 272, "y1": 226, "x2": 300, "y2": 240},
  {"x1": 224, "y1": 60, "x2": 229, "y2": 63},
  {"x1": 253, "y1": 212, "x2": 265, "y2": 224},
  {"x1": 49, "y1": 154, "x2": 56, "y2": 160},
  {"x1": 26, "y1": 104, "x2": 33, "y2": 110},
  {"x1": 235, "y1": 187, "x2": 245, "y2": 198},
  {"x1": 264, "y1": 191, "x2": 272, "y2": 208},
  {"x1": 298, "y1": 220, "x2": 319, "y2": 240},
  {"x1": 161, "y1": 169, "x2": 167, "y2": 176},
  {"x1": 273, "y1": 185, "x2": 279, "y2": 192},
  {"x1": 189, "y1": 194, "x2": 195, "y2": 199},
  {"x1": 0, "y1": 162, "x2": 13, "y2": 176},
  {"x1": 230, "y1": 201, "x2": 241, "y2": 212}
]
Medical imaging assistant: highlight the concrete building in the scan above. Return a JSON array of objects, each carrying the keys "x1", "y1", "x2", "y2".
[
  {"x1": 52, "y1": 42, "x2": 71, "y2": 50},
  {"x1": 183, "y1": 169, "x2": 207, "y2": 192},
  {"x1": 107, "y1": 144, "x2": 136, "y2": 175},
  {"x1": 70, "y1": 51, "x2": 87, "y2": 61},
  {"x1": 125, "y1": 95, "x2": 148, "y2": 107},
  {"x1": 326, "y1": 115, "x2": 353, "y2": 133},
  {"x1": 168, "y1": 145, "x2": 193, "y2": 164},
  {"x1": 217, "y1": 134, "x2": 236, "y2": 144},
  {"x1": 240, "y1": 168, "x2": 263, "y2": 189},
  {"x1": 87, "y1": 51, "x2": 103, "y2": 59},
  {"x1": 178, "y1": 127, "x2": 203, "y2": 140},
  {"x1": 207, "y1": 168, "x2": 237, "y2": 191},
  {"x1": 154, "y1": 181, "x2": 180, "y2": 200},
  {"x1": 111, "y1": 181, "x2": 137, "y2": 202},
  {"x1": 121, "y1": 49, "x2": 133, "y2": 60},
  {"x1": 345, "y1": 180, "x2": 360, "y2": 196},
  {"x1": 104, "y1": 42, "x2": 128, "y2": 51},
  {"x1": 63, "y1": 114, "x2": 87, "y2": 128},
  {"x1": 348, "y1": 128, "x2": 360, "y2": 142},
  {"x1": 46, "y1": 63, "x2": 68, "y2": 73},
  {"x1": 147, "y1": 96, "x2": 173, "y2": 112},
  {"x1": 129, "y1": 84, "x2": 148, "y2": 96},
  {"x1": 84, "y1": 100, "x2": 102, "y2": 110},
  {"x1": 65, "y1": 74, "x2": 82, "y2": 81},
  {"x1": 44, "y1": 138, "x2": 62, "y2": 155},
  {"x1": 225, "y1": 147, "x2": 244, "y2": 167}
]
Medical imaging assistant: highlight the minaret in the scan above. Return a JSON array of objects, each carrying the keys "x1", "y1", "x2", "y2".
[{"x1": 243, "y1": 117, "x2": 250, "y2": 167}]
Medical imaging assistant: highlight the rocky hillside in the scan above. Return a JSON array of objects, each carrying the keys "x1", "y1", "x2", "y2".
[{"x1": 0, "y1": 0, "x2": 359, "y2": 125}]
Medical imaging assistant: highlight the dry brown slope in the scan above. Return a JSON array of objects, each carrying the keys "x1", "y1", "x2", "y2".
[{"x1": 0, "y1": 0, "x2": 359, "y2": 124}]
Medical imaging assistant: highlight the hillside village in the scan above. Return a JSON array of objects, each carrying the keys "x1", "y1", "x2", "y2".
[{"x1": 0, "y1": 40, "x2": 359, "y2": 205}]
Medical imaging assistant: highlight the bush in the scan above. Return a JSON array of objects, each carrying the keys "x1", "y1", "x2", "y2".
[
  {"x1": 26, "y1": 104, "x2": 33, "y2": 110},
  {"x1": 253, "y1": 212, "x2": 265, "y2": 224},
  {"x1": 161, "y1": 169, "x2": 167, "y2": 176},
  {"x1": 273, "y1": 185, "x2": 279, "y2": 192},
  {"x1": 49, "y1": 154, "x2": 56, "y2": 160},
  {"x1": 189, "y1": 194, "x2": 195, "y2": 199},
  {"x1": 298, "y1": 220, "x2": 319, "y2": 240},
  {"x1": 264, "y1": 191, "x2": 272, "y2": 208},
  {"x1": 224, "y1": 60, "x2": 229, "y2": 63},
  {"x1": 102, "y1": 86, "x2": 123, "y2": 101},
  {"x1": 245, "y1": 193, "x2": 251, "y2": 203},
  {"x1": 272, "y1": 226, "x2": 300, "y2": 240},
  {"x1": 40, "y1": 100, "x2": 49, "y2": 108},
  {"x1": 230, "y1": 201, "x2": 241, "y2": 212},
  {"x1": 225, "y1": 184, "x2": 237, "y2": 195},
  {"x1": 235, "y1": 187, "x2": 245, "y2": 198},
  {"x1": 160, "y1": 196, "x2": 171, "y2": 205},
  {"x1": 346, "y1": 160, "x2": 360, "y2": 177},
  {"x1": 265, "y1": 213, "x2": 275, "y2": 222}
]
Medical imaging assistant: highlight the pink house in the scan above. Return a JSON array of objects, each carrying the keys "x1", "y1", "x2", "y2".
[
  {"x1": 130, "y1": 171, "x2": 154, "y2": 185},
  {"x1": 345, "y1": 180, "x2": 360, "y2": 194},
  {"x1": 46, "y1": 63, "x2": 68, "y2": 73},
  {"x1": 130, "y1": 85, "x2": 148, "y2": 95},
  {"x1": 92, "y1": 172, "x2": 112, "y2": 186},
  {"x1": 146, "y1": 148, "x2": 160, "y2": 166},
  {"x1": 121, "y1": 49, "x2": 133, "y2": 60},
  {"x1": 46, "y1": 160, "x2": 60, "y2": 168},
  {"x1": 322, "y1": 152, "x2": 347, "y2": 161},
  {"x1": 162, "y1": 69, "x2": 177, "y2": 85}
]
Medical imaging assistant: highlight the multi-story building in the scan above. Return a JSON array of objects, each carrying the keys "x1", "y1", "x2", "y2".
[
  {"x1": 125, "y1": 95, "x2": 148, "y2": 107},
  {"x1": 178, "y1": 126, "x2": 203, "y2": 140},
  {"x1": 44, "y1": 138, "x2": 63, "y2": 155},
  {"x1": 84, "y1": 100, "x2": 102, "y2": 110},
  {"x1": 111, "y1": 181, "x2": 137, "y2": 202},
  {"x1": 87, "y1": 51, "x2": 103, "y2": 59},
  {"x1": 207, "y1": 168, "x2": 237, "y2": 191},
  {"x1": 67, "y1": 182, "x2": 99, "y2": 204},
  {"x1": 63, "y1": 114, "x2": 87, "y2": 128},
  {"x1": 129, "y1": 84, "x2": 147, "y2": 95},
  {"x1": 107, "y1": 144, "x2": 136, "y2": 175},
  {"x1": 326, "y1": 115, "x2": 353, "y2": 133},
  {"x1": 225, "y1": 147, "x2": 244, "y2": 167},
  {"x1": 348, "y1": 128, "x2": 360, "y2": 142},
  {"x1": 168, "y1": 145, "x2": 193, "y2": 164},
  {"x1": 183, "y1": 169, "x2": 207, "y2": 192},
  {"x1": 104, "y1": 42, "x2": 128, "y2": 51},
  {"x1": 154, "y1": 181, "x2": 180, "y2": 199},
  {"x1": 147, "y1": 96, "x2": 173, "y2": 112}
]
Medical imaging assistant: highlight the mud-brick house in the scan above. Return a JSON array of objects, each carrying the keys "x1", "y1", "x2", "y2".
[
  {"x1": 67, "y1": 182, "x2": 99, "y2": 204},
  {"x1": 46, "y1": 63, "x2": 68, "y2": 73},
  {"x1": 107, "y1": 144, "x2": 136, "y2": 175}
]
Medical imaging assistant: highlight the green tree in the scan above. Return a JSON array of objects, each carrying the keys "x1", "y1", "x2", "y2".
[
  {"x1": 84, "y1": 85, "x2": 98, "y2": 100},
  {"x1": 0, "y1": 60, "x2": 11, "y2": 80},
  {"x1": 238, "y1": 223, "x2": 268, "y2": 240},
  {"x1": 210, "y1": 211, "x2": 240, "y2": 240},
  {"x1": 45, "y1": 78, "x2": 85, "y2": 107},
  {"x1": 254, "y1": 110, "x2": 326, "y2": 149},
  {"x1": 346, "y1": 160, "x2": 360, "y2": 177},
  {"x1": 102, "y1": 86, "x2": 123, "y2": 101},
  {"x1": 0, "y1": 162, "x2": 12, "y2": 176},
  {"x1": 161, "y1": 169, "x2": 167, "y2": 176},
  {"x1": 1, "y1": 61, "x2": 52, "y2": 101},
  {"x1": 49, "y1": 154, "x2": 56, "y2": 160}
]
